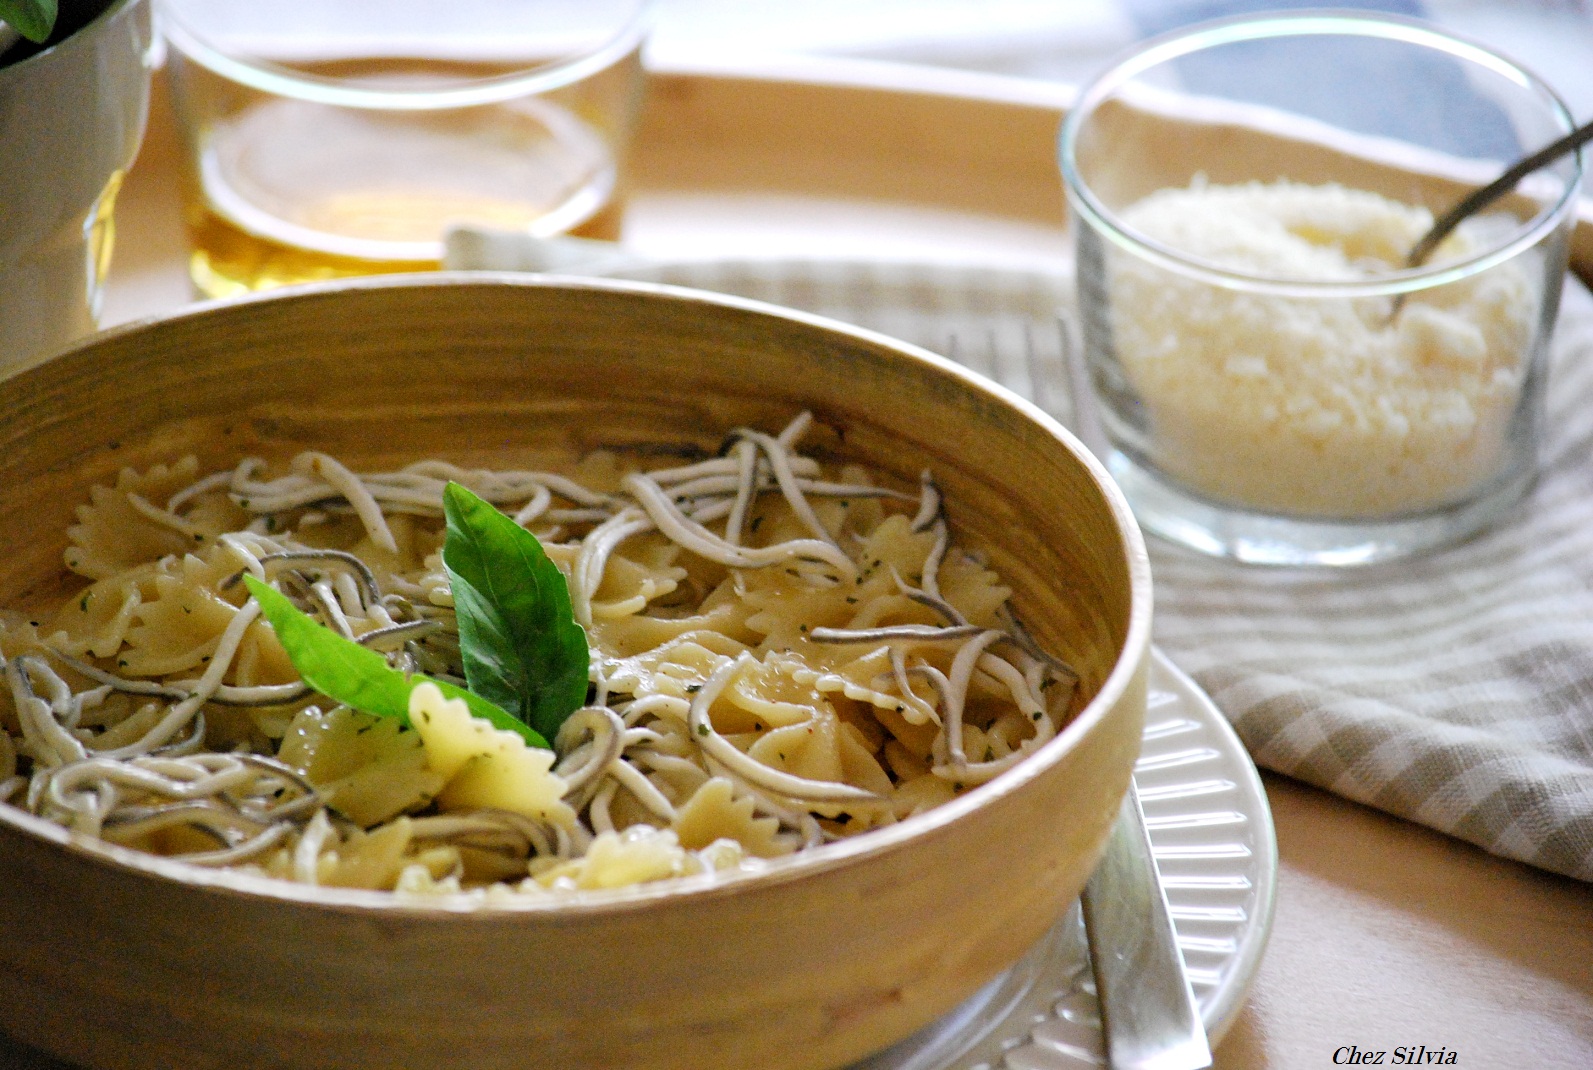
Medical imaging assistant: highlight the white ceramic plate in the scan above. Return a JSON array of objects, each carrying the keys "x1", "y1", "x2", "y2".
[{"x1": 856, "y1": 648, "x2": 1279, "y2": 1070}]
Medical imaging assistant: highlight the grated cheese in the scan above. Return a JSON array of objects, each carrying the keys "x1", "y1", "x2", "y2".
[{"x1": 1110, "y1": 179, "x2": 1533, "y2": 517}]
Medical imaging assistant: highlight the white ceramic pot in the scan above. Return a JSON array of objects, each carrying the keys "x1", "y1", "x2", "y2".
[{"x1": 0, "y1": 0, "x2": 153, "y2": 371}]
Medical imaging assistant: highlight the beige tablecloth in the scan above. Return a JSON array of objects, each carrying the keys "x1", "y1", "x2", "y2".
[{"x1": 594, "y1": 257, "x2": 1593, "y2": 883}]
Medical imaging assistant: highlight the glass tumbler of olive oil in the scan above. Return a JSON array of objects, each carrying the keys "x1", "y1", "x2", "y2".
[{"x1": 159, "y1": 0, "x2": 650, "y2": 298}]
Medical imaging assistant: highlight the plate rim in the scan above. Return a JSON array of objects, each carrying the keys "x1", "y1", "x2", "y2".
[{"x1": 1149, "y1": 646, "x2": 1279, "y2": 1045}]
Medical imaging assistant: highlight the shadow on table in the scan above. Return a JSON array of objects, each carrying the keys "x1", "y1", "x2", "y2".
[{"x1": 0, "y1": 1034, "x2": 77, "y2": 1070}]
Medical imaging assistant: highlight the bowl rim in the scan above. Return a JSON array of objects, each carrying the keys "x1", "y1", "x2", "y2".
[{"x1": 0, "y1": 272, "x2": 1153, "y2": 917}]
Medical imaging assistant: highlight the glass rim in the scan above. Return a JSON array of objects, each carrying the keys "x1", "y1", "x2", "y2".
[
  {"x1": 157, "y1": 0, "x2": 651, "y2": 111},
  {"x1": 1058, "y1": 9, "x2": 1583, "y2": 298}
]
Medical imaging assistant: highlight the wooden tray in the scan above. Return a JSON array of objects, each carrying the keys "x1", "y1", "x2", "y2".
[
  {"x1": 42, "y1": 55, "x2": 1593, "y2": 1070},
  {"x1": 105, "y1": 54, "x2": 1593, "y2": 332}
]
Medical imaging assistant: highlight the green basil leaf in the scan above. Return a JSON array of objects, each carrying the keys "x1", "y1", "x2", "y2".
[
  {"x1": 243, "y1": 574, "x2": 548, "y2": 749},
  {"x1": 442, "y1": 481, "x2": 589, "y2": 743},
  {"x1": 1, "y1": 0, "x2": 58, "y2": 43}
]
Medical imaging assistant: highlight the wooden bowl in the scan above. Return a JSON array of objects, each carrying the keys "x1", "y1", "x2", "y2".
[{"x1": 0, "y1": 275, "x2": 1151, "y2": 1070}]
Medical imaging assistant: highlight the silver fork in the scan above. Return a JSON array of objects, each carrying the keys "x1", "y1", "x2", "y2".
[{"x1": 942, "y1": 321, "x2": 1211, "y2": 1070}]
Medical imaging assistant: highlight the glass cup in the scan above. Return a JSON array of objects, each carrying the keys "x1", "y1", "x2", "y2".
[
  {"x1": 159, "y1": 0, "x2": 650, "y2": 298},
  {"x1": 1059, "y1": 13, "x2": 1581, "y2": 566}
]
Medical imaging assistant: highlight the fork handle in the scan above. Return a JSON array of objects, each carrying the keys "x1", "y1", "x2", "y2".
[{"x1": 1082, "y1": 779, "x2": 1213, "y2": 1070}]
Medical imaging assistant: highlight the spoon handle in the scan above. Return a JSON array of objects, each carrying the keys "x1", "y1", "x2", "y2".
[{"x1": 1407, "y1": 117, "x2": 1593, "y2": 268}]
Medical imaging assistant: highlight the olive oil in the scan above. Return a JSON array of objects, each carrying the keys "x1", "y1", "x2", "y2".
[{"x1": 169, "y1": 54, "x2": 636, "y2": 297}]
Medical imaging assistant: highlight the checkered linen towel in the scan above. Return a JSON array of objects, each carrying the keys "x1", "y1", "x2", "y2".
[{"x1": 599, "y1": 257, "x2": 1593, "y2": 883}]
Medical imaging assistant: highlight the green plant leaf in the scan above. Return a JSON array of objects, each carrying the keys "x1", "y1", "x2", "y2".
[
  {"x1": 243, "y1": 574, "x2": 547, "y2": 748},
  {"x1": 1, "y1": 0, "x2": 57, "y2": 43},
  {"x1": 442, "y1": 481, "x2": 589, "y2": 743}
]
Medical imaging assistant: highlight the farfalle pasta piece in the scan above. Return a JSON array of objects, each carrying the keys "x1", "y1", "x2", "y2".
[
  {"x1": 588, "y1": 536, "x2": 688, "y2": 620},
  {"x1": 672, "y1": 777, "x2": 790, "y2": 857},
  {"x1": 48, "y1": 566, "x2": 158, "y2": 659},
  {"x1": 320, "y1": 818, "x2": 418, "y2": 890},
  {"x1": 592, "y1": 595, "x2": 754, "y2": 660},
  {"x1": 278, "y1": 705, "x2": 446, "y2": 827},
  {"x1": 529, "y1": 826, "x2": 747, "y2": 891},
  {"x1": 745, "y1": 711, "x2": 845, "y2": 785},
  {"x1": 119, "y1": 553, "x2": 248, "y2": 676},
  {"x1": 409, "y1": 682, "x2": 574, "y2": 828},
  {"x1": 65, "y1": 457, "x2": 224, "y2": 580},
  {"x1": 837, "y1": 720, "x2": 895, "y2": 800},
  {"x1": 603, "y1": 631, "x2": 747, "y2": 700},
  {"x1": 773, "y1": 647, "x2": 916, "y2": 719},
  {"x1": 716, "y1": 655, "x2": 823, "y2": 733},
  {"x1": 938, "y1": 555, "x2": 1012, "y2": 628}
]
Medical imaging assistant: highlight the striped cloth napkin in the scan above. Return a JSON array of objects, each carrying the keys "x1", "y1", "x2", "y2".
[{"x1": 593, "y1": 257, "x2": 1593, "y2": 884}]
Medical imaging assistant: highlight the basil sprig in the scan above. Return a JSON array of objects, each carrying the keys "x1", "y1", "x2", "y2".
[
  {"x1": 243, "y1": 574, "x2": 548, "y2": 748},
  {"x1": 442, "y1": 481, "x2": 590, "y2": 743},
  {"x1": 1, "y1": 0, "x2": 57, "y2": 43}
]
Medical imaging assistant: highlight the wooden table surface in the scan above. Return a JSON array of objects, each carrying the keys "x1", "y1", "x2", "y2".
[{"x1": 5, "y1": 55, "x2": 1589, "y2": 1070}]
